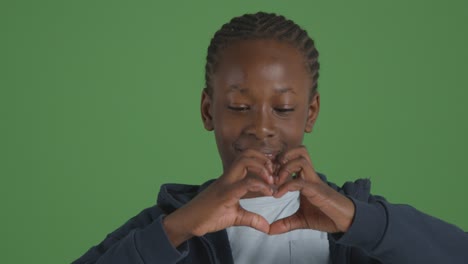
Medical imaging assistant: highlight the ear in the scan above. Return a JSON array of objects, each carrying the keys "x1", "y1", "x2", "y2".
[
  {"x1": 200, "y1": 89, "x2": 214, "y2": 131},
  {"x1": 305, "y1": 92, "x2": 320, "y2": 133}
]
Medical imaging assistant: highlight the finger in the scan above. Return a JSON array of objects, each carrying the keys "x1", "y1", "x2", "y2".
[
  {"x1": 274, "y1": 178, "x2": 325, "y2": 200},
  {"x1": 276, "y1": 156, "x2": 316, "y2": 186},
  {"x1": 224, "y1": 156, "x2": 274, "y2": 185},
  {"x1": 274, "y1": 180, "x2": 329, "y2": 211},
  {"x1": 274, "y1": 180, "x2": 355, "y2": 232},
  {"x1": 274, "y1": 178, "x2": 306, "y2": 198},
  {"x1": 240, "y1": 149, "x2": 275, "y2": 174},
  {"x1": 278, "y1": 145, "x2": 312, "y2": 165},
  {"x1": 269, "y1": 213, "x2": 306, "y2": 235},
  {"x1": 226, "y1": 176, "x2": 273, "y2": 205},
  {"x1": 235, "y1": 208, "x2": 271, "y2": 234}
]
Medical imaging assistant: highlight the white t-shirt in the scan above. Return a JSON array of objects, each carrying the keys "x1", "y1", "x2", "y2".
[{"x1": 226, "y1": 191, "x2": 330, "y2": 264}]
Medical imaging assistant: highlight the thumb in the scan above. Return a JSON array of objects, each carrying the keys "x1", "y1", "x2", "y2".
[
  {"x1": 234, "y1": 208, "x2": 270, "y2": 234},
  {"x1": 269, "y1": 213, "x2": 305, "y2": 235}
]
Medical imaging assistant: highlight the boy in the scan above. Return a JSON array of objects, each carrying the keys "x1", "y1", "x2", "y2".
[{"x1": 73, "y1": 12, "x2": 468, "y2": 264}]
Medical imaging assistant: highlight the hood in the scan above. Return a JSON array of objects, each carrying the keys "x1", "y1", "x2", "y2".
[{"x1": 156, "y1": 179, "x2": 215, "y2": 213}]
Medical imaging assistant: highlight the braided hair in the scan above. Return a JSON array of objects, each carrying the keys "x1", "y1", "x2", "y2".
[{"x1": 204, "y1": 12, "x2": 320, "y2": 101}]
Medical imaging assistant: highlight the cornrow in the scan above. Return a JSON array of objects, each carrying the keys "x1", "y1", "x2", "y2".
[{"x1": 204, "y1": 12, "x2": 320, "y2": 100}]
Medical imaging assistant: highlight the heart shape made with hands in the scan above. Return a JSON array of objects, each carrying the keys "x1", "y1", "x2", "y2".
[{"x1": 238, "y1": 164, "x2": 354, "y2": 235}]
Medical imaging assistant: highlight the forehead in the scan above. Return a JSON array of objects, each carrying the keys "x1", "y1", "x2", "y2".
[{"x1": 212, "y1": 39, "x2": 311, "y2": 96}]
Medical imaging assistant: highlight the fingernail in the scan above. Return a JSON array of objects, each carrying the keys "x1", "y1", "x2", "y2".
[
  {"x1": 269, "y1": 160, "x2": 274, "y2": 170},
  {"x1": 270, "y1": 184, "x2": 278, "y2": 192},
  {"x1": 269, "y1": 175, "x2": 274, "y2": 184}
]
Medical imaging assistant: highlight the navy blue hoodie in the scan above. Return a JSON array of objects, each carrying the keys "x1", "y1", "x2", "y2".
[{"x1": 73, "y1": 173, "x2": 468, "y2": 263}]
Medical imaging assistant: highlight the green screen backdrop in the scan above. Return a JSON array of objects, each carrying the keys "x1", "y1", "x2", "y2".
[{"x1": 1, "y1": 0, "x2": 467, "y2": 263}]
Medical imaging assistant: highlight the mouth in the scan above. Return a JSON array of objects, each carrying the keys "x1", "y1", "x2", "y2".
[
  {"x1": 234, "y1": 145, "x2": 282, "y2": 163},
  {"x1": 262, "y1": 152, "x2": 280, "y2": 163},
  {"x1": 233, "y1": 144, "x2": 285, "y2": 181}
]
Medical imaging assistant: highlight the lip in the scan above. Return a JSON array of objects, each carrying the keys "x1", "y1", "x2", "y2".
[
  {"x1": 262, "y1": 153, "x2": 279, "y2": 162},
  {"x1": 234, "y1": 146, "x2": 282, "y2": 162}
]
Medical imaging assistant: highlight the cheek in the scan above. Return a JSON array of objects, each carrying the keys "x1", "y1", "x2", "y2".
[
  {"x1": 278, "y1": 115, "x2": 308, "y2": 144},
  {"x1": 281, "y1": 126, "x2": 305, "y2": 145},
  {"x1": 213, "y1": 119, "x2": 239, "y2": 152},
  {"x1": 213, "y1": 126, "x2": 239, "y2": 169},
  {"x1": 214, "y1": 127, "x2": 232, "y2": 146}
]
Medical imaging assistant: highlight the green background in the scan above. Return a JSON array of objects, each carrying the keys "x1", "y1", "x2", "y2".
[{"x1": 1, "y1": 0, "x2": 467, "y2": 263}]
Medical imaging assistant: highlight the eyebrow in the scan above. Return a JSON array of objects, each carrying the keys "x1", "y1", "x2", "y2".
[
  {"x1": 228, "y1": 85, "x2": 296, "y2": 94},
  {"x1": 228, "y1": 85, "x2": 248, "y2": 93},
  {"x1": 275, "y1": 87, "x2": 296, "y2": 94}
]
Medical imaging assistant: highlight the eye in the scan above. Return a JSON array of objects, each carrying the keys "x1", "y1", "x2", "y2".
[
  {"x1": 274, "y1": 108, "x2": 295, "y2": 113},
  {"x1": 274, "y1": 107, "x2": 295, "y2": 115},
  {"x1": 227, "y1": 105, "x2": 250, "y2": 112}
]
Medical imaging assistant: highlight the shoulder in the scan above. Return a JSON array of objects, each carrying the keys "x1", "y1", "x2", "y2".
[
  {"x1": 157, "y1": 179, "x2": 217, "y2": 212},
  {"x1": 318, "y1": 172, "x2": 383, "y2": 202}
]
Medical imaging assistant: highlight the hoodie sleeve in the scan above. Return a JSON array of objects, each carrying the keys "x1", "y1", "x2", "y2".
[
  {"x1": 72, "y1": 205, "x2": 189, "y2": 264},
  {"x1": 329, "y1": 179, "x2": 468, "y2": 264}
]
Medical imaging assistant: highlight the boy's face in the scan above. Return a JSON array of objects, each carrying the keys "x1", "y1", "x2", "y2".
[{"x1": 201, "y1": 39, "x2": 320, "y2": 172}]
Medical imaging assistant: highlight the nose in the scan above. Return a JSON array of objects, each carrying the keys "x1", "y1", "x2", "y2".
[{"x1": 245, "y1": 108, "x2": 276, "y2": 140}]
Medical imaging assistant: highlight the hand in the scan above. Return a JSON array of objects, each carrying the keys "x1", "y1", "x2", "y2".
[
  {"x1": 163, "y1": 150, "x2": 274, "y2": 247},
  {"x1": 269, "y1": 146, "x2": 355, "y2": 235}
]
